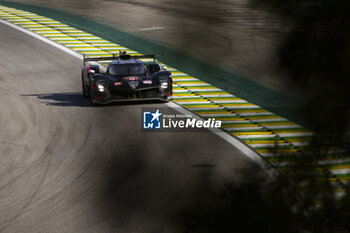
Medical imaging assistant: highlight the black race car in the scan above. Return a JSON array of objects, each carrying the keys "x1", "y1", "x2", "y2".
[{"x1": 81, "y1": 52, "x2": 173, "y2": 105}]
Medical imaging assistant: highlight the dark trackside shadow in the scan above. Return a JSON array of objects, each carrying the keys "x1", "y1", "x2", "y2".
[
  {"x1": 175, "y1": 174, "x2": 297, "y2": 233},
  {"x1": 95, "y1": 151, "x2": 299, "y2": 233},
  {"x1": 247, "y1": 1, "x2": 350, "y2": 232},
  {"x1": 22, "y1": 92, "x2": 168, "y2": 107}
]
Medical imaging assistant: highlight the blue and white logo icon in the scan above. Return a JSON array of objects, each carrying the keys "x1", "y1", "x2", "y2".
[{"x1": 143, "y1": 109, "x2": 162, "y2": 129}]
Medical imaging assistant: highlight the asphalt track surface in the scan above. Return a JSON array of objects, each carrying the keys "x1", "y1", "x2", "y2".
[
  {"x1": 0, "y1": 22, "x2": 266, "y2": 232},
  {"x1": 4, "y1": 0, "x2": 304, "y2": 99}
]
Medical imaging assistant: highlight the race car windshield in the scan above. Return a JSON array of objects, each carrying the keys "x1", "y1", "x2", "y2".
[{"x1": 109, "y1": 64, "x2": 145, "y2": 76}]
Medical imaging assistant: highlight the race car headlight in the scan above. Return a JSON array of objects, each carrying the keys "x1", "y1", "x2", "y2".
[
  {"x1": 97, "y1": 84, "x2": 105, "y2": 92},
  {"x1": 160, "y1": 82, "x2": 168, "y2": 89}
]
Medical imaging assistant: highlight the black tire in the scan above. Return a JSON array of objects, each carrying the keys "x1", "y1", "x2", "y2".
[
  {"x1": 82, "y1": 71, "x2": 89, "y2": 97},
  {"x1": 160, "y1": 95, "x2": 170, "y2": 103}
]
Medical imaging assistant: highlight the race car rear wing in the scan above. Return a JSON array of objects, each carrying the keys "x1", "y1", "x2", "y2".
[{"x1": 83, "y1": 53, "x2": 156, "y2": 66}]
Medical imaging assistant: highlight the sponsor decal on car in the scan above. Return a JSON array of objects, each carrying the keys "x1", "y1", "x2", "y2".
[
  {"x1": 114, "y1": 82, "x2": 123, "y2": 86},
  {"x1": 124, "y1": 77, "x2": 139, "y2": 81},
  {"x1": 128, "y1": 81, "x2": 139, "y2": 89},
  {"x1": 143, "y1": 80, "x2": 152, "y2": 84}
]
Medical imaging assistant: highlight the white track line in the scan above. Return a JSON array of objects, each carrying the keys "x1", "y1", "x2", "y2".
[
  {"x1": 167, "y1": 102, "x2": 279, "y2": 179},
  {"x1": 0, "y1": 19, "x2": 82, "y2": 60}
]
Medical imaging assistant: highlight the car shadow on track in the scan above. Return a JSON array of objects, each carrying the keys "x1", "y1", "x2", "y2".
[{"x1": 22, "y1": 92, "x2": 167, "y2": 107}]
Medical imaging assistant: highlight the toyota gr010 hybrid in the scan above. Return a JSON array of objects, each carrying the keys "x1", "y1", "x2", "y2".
[{"x1": 81, "y1": 52, "x2": 173, "y2": 105}]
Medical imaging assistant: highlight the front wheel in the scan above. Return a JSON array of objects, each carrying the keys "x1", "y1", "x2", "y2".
[
  {"x1": 160, "y1": 95, "x2": 170, "y2": 103},
  {"x1": 82, "y1": 73, "x2": 89, "y2": 98},
  {"x1": 82, "y1": 82, "x2": 89, "y2": 98}
]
